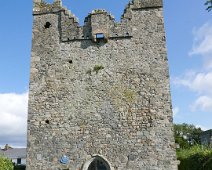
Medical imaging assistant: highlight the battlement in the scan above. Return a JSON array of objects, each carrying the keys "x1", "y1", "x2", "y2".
[
  {"x1": 60, "y1": 7, "x2": 132, "y2": 42},
  {"x1": 132, "y1": 0, "x2": 163, "y2": 9},
  {"x1": 33, "y1": 0, "x2": 62, "y2": 13},
  {"x1": 33, "y1": 0, "x2": 163, "y2": 42},
  {"x1": 121, "y1": 0, "x2": 162, "y2": 19},
  {"x1": 33, "y1": 0, "x2": 163, "y2": 13}
]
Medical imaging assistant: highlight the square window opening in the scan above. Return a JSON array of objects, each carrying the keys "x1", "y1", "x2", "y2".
[{"x1": 96, "y1": 33, "x2": 105, "y2": 39}]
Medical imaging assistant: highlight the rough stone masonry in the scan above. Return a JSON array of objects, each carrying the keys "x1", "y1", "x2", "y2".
[{"x1": 27, "y1": 0, "x2": 178, "y2": 169}]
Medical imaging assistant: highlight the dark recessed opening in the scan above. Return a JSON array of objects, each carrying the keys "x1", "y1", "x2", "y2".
[
  {"x1": 68, "y1": 60, "x2": 73, "y2": 64},
  {"x1": 45, "y1": 120, "x2": 50, "y2": 124},
  {"x1": 88, "y1": 157, "x2": 110, "y2": 170},
  {"x1": 44, "y1": 22, "x2": 51, "y2": 29},
  {"x1": 126, "y1": 32, "x2": 129, "y2": 36},
  {"x1": 17, "y1": 158, "x2": 21, "y2": 165}
]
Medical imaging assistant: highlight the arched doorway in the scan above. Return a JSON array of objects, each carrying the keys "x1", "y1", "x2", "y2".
[
  {"x1": 82, "y1": 155, "x2": 111, "y2": 170},
  {"x1": 88, "y1": 158, "x2": 109, "y2": 170}
]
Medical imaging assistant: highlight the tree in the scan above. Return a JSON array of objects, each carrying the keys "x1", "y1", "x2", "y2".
[
  {"x1": 205, "y1": 0, "x2": 212, "y2": 11},
  {"x1": 0, "y1": 156, "x2": 14, "y2": 170},
  {"x1": 174, "y1": 123, "x2": 203, "y2": 149}
]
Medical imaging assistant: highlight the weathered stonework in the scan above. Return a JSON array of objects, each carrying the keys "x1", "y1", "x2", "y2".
[
  {"x1": 27, "y1": 0, "x2": 178, "y2": 169},
  {"x1": 200, "y1": 130, "x2": 212, "y2": 147}
]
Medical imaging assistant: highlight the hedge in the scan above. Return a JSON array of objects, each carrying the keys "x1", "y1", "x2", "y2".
[
  {"x1": 0, "y1": 156, "x2": 13, "y2": 170},
  {"x1": 177, "y1": 145, "x2": 212, "y2": 170}
]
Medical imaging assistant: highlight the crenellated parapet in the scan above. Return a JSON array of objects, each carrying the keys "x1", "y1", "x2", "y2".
[
  {"x1": 60, "y1": 7, "x2": 80, "y2": 41},
  {"x1": 121, "y1": 0, "x2": 163, "y2": 20},
  {"x1": 132, "y1": 0, "x2": 163, "y2": 9},
  {"x1": 33, "y1": 0, "x2": 62, "y2": 14},
  {"x1": 33, "y1": 0, "x2": 163, "y2": 42},
  {"x1": 60, "y1": 9, "x2": 132, "y2": 42},
  {"x1": 84, "y1": 10, "x2": 115, "y2": 42}
]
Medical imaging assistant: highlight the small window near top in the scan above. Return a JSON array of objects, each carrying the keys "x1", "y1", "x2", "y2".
[
  {"x1": 44, "y1": 22, "x2": 51, "y2": 29},
  {"x1": 96, "y1": 33, "x2": 105, "y2": 39}
]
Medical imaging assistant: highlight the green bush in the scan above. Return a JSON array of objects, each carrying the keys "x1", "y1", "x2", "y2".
[
  {"x1": 174, "y1": 123, "x2": 202, "y2": 149},
  {"x1": 177, "y1": 145, "x2": 212, "y2": 170},
  {"x1": 0, "y1": 156, "x2": 13, "y2": 170}
]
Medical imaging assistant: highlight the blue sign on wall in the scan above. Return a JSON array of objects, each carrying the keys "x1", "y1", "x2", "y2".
[{"x1": 60, "y1": 155, "x2": 69, "y2": 164}]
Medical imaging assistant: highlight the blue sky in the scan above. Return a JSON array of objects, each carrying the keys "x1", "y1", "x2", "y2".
[{"x1": 0, "y1": 0, "x2": 211, "y2": 147}]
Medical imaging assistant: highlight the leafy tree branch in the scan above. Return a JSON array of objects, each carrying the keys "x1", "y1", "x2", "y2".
[{"x1": 205, "y1": 0, "x2": 212, "y2": 11}]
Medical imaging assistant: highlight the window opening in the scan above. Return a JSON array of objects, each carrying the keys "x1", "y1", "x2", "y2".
[
  {"x1": 45, "y1": 120, "x2": 50, "y2": 124},
  {"x1": 17, "y1": 158, "x2": 21, "y2": 164},
  {"x1": 44, "y1": 22, "x2": 51, "y2": 29},
  {"x1": 96, "y1": 33, "x2": 105, "y2": 39}
]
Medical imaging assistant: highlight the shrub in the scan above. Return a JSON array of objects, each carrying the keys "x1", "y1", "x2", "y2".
[
  {"x1": 0, "y1": 156, "x2": 13, "y2": 170},
  {"x1": 93, "y1": 65, "x2": 104, "y2": 74},
  {"x1": 177, "y1": 145, "x2": 212, "y2": 170}
]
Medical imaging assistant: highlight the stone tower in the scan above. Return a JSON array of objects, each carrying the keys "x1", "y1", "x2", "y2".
[{"x1": 27, "y1": 0, "x2": 178, "y2": 169}]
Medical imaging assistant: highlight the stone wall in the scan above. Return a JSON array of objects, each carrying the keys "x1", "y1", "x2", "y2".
[
  {"x1": 27, "y1": 0, "x2": 178, "y2": 169},
  {"x1": 201, "y1": 130, "x2": 212, "y2": 147}
]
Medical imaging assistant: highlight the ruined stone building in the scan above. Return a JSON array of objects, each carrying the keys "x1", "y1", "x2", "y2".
[
  {"x1": 27, "y1": 0, "x2": 178, "y2": 169},
  {"x1": 201, "y1": 129, "x2": 212, "y2": 147}
]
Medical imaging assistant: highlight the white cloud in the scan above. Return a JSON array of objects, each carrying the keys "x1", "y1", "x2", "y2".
[
  {"x1": 191, "y1": 96, "x2": 212, "y2": 112},
  {"x1": 173, "y1": 71, "x2": 212, "y2": 94},
  {"x1": 189, "y1": 22, "x2": 212, "y2": 69},
  {"x1": 174, "y1": 71, "x2": 212, "y2": 112},
  {"x1": 0, "y1": 92, "x2": 28, "y2": 147},
  {"x1": 173, "y1": 22, "x2": 212, "y2": 113},
  {"x1": 172, "y1": 107, "x2": 179, "y2": 116},
  {"x1": 196, "y1": 125, "x2": 209, "y2": 131}
]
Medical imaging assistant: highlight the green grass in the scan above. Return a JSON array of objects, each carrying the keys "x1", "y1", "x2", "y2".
[{"x1": 177, "y1": 145, "x2": 212, "y2": 170}]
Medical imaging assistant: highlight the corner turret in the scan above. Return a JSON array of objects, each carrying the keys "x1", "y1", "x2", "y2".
[
  {"x1": 121, "y1": 0, "x2": 163, "y2": 24},
  {"x1": 33, "y1": 0, "x2": 62, "y2": 13},
  {"x1": 54, "y1": 0, "x2": 62, "y2": 7},
  {"x1": 132, "y1": 0, "x2": 163, "y2": 8}
]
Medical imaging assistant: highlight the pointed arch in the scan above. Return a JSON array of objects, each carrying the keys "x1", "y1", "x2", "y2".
[{"x1": 82, "y1": 155, "x2": 112, "y2": 170}]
